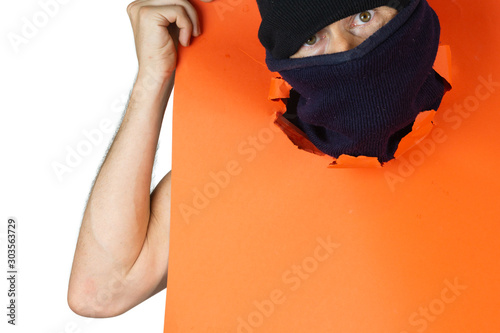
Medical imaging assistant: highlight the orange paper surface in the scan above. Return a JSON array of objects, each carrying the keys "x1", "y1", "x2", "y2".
[{"x1": 165, "y1": 1, "x2": 500, "y2": 332}]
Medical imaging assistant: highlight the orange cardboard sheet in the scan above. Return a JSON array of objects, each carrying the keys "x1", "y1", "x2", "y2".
[{"x1": 165, "y1": 1, "x2": 500, "y2": 332}]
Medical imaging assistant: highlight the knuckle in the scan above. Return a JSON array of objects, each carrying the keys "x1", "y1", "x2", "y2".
[
  {"x1": 171, "y1": 4, "x2": 187, "y2": 17},
  {"x1": 178, "y1": 4, "x2": 189, "y2": 15},
  {"x1": 126, "y1": 1, "x2": 137, "y2": 16},
  {"x1": 137, "y1": 5, "x2": 154, "y2": 17}
]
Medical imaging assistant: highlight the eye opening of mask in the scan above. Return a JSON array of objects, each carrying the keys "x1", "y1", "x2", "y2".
[
  {"x1": 257, "y1": 0, "x2": 412, "y2": 60},
  {"x1": 285, "y1": 1, "x2": 421, "y2": 65},
  {"x1": 294, "y1": 7, "x2": 395, "y2": 59}
]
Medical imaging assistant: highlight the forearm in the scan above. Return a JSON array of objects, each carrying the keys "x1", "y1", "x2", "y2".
[
  {"x1": 68, "y1": 69, "x2": 173, "y2": 316},
  {"x1": 86, "y1": 69, "x2": 172, "y2": 264}
]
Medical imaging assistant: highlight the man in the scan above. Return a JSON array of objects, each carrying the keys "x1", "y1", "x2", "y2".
[
  {"x1": 259, "y1": 0, "x2": 448, "y2": 163},
  {"x1": 68, "y1": 0, "x2": 443, "y2": 317}
]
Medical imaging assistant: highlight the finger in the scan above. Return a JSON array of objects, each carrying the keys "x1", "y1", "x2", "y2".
[
  {"x1": 157, "y1": 5, "x2": 194, "y2": 47},
  {"x1": 130, "y1": 0, "x2": 201, "y2": 36}
]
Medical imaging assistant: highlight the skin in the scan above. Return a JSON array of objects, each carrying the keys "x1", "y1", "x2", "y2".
[
  {"x1": 291, "y1": 6, "x2": 398, "y2": 58},
  {"x1": 68, "y1": 0, "x2": 212, "y2": 318},
  {"x1": 67, "y1": 1, "x2": 395, "y2": 319}
]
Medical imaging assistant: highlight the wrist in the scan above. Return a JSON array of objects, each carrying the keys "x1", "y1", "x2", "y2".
[
  {"x1": 138, "y1": 62, "x2": 174, "y2": 84},
  {"x1": 130, "y1": 68, "x2": 175, "y2": 112}
]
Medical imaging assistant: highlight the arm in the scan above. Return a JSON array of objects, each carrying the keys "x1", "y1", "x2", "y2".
[{"x1": 67, "y1": 0, "x2": 211, "y2": 318}]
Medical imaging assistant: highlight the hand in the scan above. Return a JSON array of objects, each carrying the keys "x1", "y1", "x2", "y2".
[{"x1": 127, "y1": 0, "x2": 213, "y2": 80}]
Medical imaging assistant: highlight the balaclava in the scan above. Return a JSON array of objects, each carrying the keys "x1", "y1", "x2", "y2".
[{"x1": 257, "y1": 0, "x2": 451, "y2": 163}]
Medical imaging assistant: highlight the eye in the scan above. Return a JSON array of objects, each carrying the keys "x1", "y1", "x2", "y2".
[
  {"x1": 305, "y1": 35, "x2": 318, "y2": 46},
  {"x1": 359, "y1": 11, "x2": 372, "y2": 23},
  {"x1": 292, "y1": 32, "x2": 328, "y2": 58},
  {"x1": 352, "y1": 10, "x2": 375, "y2": 26}
]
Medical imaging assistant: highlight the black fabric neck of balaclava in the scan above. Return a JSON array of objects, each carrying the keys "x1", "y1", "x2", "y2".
[{"x1": 265, "y1": 0, "x2": 450, "y2": 163}]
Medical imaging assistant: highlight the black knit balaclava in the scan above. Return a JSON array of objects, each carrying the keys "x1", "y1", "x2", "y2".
[{"x1": 257, "y1": 0, "x2": 450, "y2": 163}]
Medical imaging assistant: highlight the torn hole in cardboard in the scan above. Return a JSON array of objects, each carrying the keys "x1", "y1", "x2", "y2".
[{"x1": 269, "y1": 45, "x2": 453, "y2": 168}]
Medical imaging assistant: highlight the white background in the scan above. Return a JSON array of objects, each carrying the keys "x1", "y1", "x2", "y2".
[{"x1": 1, "y1": 0, "x2": 174, "y2": 332}]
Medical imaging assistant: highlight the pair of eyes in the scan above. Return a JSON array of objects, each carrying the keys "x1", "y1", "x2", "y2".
[{"x1": 304, "y1": 10, "x2": 375, "y2": 46}]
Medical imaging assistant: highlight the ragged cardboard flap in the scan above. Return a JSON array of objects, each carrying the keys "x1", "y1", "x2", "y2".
[{"x1": 165, "y1": 0, "x2": 500, "y2": 332}]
